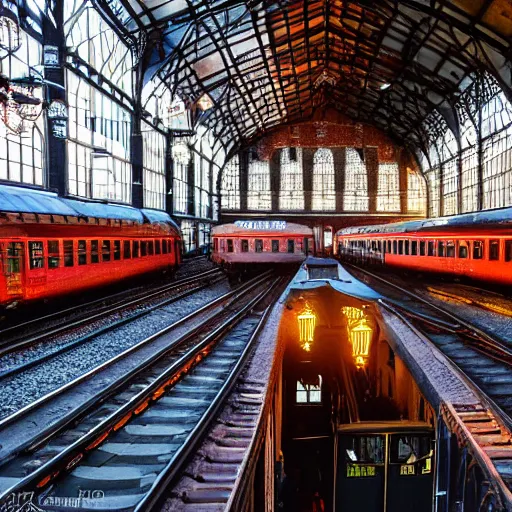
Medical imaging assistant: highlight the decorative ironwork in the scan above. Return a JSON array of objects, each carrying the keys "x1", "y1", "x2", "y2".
[{"x1": 0, "y1": 8, "x2": 21, "y2": 54}]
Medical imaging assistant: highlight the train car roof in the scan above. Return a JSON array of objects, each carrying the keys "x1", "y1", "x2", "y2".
[
  {"x1": 337, "y1": 206, "x2": 512, "y2": 236},
  {"x1": 212, "y1": 220, "x2": 313, "y2": 235},
  {"x1": 0, "y1": 184, "x2": 180, "y2": 234}
]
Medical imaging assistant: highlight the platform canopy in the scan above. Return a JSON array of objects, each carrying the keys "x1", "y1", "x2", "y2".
[{"x1": 100, "y1": 0, "x2": 512, "y2": 153}]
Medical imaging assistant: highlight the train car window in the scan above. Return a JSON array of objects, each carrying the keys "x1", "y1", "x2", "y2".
[
  {"x1": 419, "y1": 241, "x2": 426, "y2": 256},
  {"x1": 398, "y1": 240, "x2": 404, "y2": 255},
  {"x1": 102, "y1": 240, "x2": 111, "y2": 262},
  {"x1": 141, "y1": 241, "x2": 147, "y2": 257},
  {"x1": 7, "y1": 242, "x2": 23, "y2": 273},
  {"x1": 446, "y1": 241, "x2": 455, "y2": 258},
  {"x1": 405, "y1": 240, "x2": 410, "y2": 255},
  {"x1": 113, "y1": 240, "x2": 121, "y2": 260},
  {"x1": 378, "y1": 241, "x2": 382, "y2": 253},
  {"x1": 427, "y1": 241, "x2": 435, "y2": 256},
  {"x1": 133, "y1": 241, "x2": 140, "y2": 258},
  {"x1": 169, "y1": 240, "x2": 173, "y2": 253},
  {"x1": 344, "y1": 435, "x2": 385, "y2": 464},
  {"x1": 155, "y1": 240, "x2": 161, "y2": 255},
  {"x1": 393, "y1": 240, "x2": 397, "y2": 254},
  {"x1": 473, "y1": 240, "x2": 483, "y2": 259},
  {"x1": 29, "y1": 241, "x2": 44, "y2": 269},
  {"x1": 227, "y1": 239, "x2": 234, "y2": 253},
  {"x1": 241, "y1": 239, "x2": 249, "y2": 253},
  {"x1": 148, "y1": 241, "x2": 154, "y2": 256},
  {"x1": 255, "y1": 239, "x2": 263, "y2": 253},
  {"x1": 389, "y1": 434, "x2": 432, "y2": 464},
  {"x1": 505, "y1": 240, "x2": 512, "y2": 262},
  {"x1": 91, "y1": 240, "x2": 100, "y2": 263},
  {"x1": 64, "y1": 240, "x2": 74, "y2": 267},
  {"x1": 124, "y1": 241, "x2": 131, "y2": 259},
  {"x1": 411, "y1": 241, "x2": 418, "y2": 255},
  {"x1": 438, "y1": 241, "x2": 445, "y2": 257},
  {"x1": 387, "y1": 240, "x2": 392, "y2": 253},
  {"x1": 220, "y1": 239, "x2": 225, "y2": 252},
  {"x1": 271, "y1": 240, "x2": 279, "y2": 253},
  {"x1": 489, "y1": 240, "x2": 500, "y2": 260},
  {"x1": 288, "y1": 239, "x2": 295, "y2": 253},
  {"x1": 161, "y1": 240, "x2": 168, "y2": 255},
  {"x1": 48, "y1": 241, "x2": 60, "y2": 269},
  {"x1": 458, "y1": 241, "x2": 468, "y2": 259},
  {"x1": 213, "y1": 238, "x2": 218, "y2": 252},
  {"x1": 78, "y1": 240, "x2": 87, "y2": 265}
]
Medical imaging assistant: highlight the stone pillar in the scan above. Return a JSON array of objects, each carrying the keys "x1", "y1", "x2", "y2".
[
  {"x1": 332, "y1": 147, "x2": 346, "y2": 212},
  {"x1": 397, "y1": 149, "x2": 409, "y2": 214},
  {"x1": 131, "y1": 120, "x2": 144, "y2": 208},
  {"x1": 365, "y1": 147, "x2": 379, "y2": 213},
  {"x1": 270, "y1": 149, "x2": 281, "y2": 212},
  {"x1": 187, "y1": 153, "x2": 195, "y2": 216},
  {"x1": 302, "y1": 148, "x2": 315, "y2": 212},
  {"x1": 43, "y1": 3, "x2": 67, "y2": 195},
  {"x1": 165, "y1": 132, "x2": 173, "y2": 214}
]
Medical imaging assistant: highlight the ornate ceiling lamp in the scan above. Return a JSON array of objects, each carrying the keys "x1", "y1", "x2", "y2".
[
  {"x1": 297, "y1": 302, "x2": 316, "y2": 352},
  {"x1": 349, "y1": 318, "x2": 373, "y2": 369}
]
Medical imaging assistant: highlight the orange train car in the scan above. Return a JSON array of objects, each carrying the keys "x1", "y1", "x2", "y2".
[
  {"x1": 212, "y1": 220, "x2": 314, "y2": 271},
  {"x1": 0, "y1": 185, "x2": 181, "y2": 308},
  {"x1": 335, "y1": 207, "x2": 512, "y2": 286}
]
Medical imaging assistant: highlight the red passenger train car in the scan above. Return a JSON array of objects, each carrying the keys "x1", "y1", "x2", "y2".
[
  {"x1": 336, "y1": 207, "x2": 512, "y2": 286},
  {"x1": 212, "y1": 220, "x2": 314, "y2": 271},
  {"x1": 0, "y1": 185, "x2": 181, "y2": 308}
]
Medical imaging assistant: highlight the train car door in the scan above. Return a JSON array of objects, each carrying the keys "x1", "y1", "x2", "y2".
[
  {"x1": 25, "y1": 240, "x2": 47, "y2": 299},
  {"x1": 3, "y1": 241, "x2": 25, "y2": 302},
  {"x1": 336, "y1": 425, "x2": 434, "y2": 512},
  {"x1": 174, "y1": 239, "x2": 182, "y2": 264}
]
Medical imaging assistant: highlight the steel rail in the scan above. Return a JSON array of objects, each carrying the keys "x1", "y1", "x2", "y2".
[
  {"x1": 346, "y1": 264, "x2": 512, "y2": 361},
  {"x1": 0, "y1": 268, "x2": 222, "y2": 356},
  {"x1": 0, "y1": 274, "x2": 279, "y2": 508},
  {"x1": 134, "y1": 277, "x2": 282, "y2": 512},
  {"x1": 378, "y1": 299, "x2": 512, "y2": 509},
  {"x1": 0, "y1": 271, "x2": 271, "y2": 433}
]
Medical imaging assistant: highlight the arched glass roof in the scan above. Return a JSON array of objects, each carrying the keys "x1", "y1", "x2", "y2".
[{"x1": 95, "y1": 0, "x2": 512, "y2": 153}]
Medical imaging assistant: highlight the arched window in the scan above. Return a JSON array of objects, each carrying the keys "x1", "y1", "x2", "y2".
[
  {"x1": 344, "y1": 149, "x2": 368, "y2": 211},
  {"x1": 312, "y1": 148, "x2": 335, "y2": 211},
  {"x1": 279, "y1": 148, "x2": 304, "y2": 210},
  {"x1": 221, "y1": 155, "x2": 240, "y2": 210},
  {"x1": 460, "y1": 115, "x2": 478, "y2": 213},
  {"x1": 377, "y1": 163, "x2": 400, "y2": 212},
  {"x1": 0, "y1": 27, "x2": 45, "y2": 186},
  {"x1": 248, "y1": 157, "x2": 271, "y2": 210},
  {"x1": 407, "y1": 170, "x2": 427, "y2": 214}
]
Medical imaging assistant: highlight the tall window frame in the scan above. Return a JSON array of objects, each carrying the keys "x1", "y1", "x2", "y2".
[{"x1": 312, "y1": 148, "x2": 335, "y2": 211}]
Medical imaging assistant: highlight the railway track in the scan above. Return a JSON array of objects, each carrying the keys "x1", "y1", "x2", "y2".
[
  {"x1": 0, "y1": 267, "x2": 223, "y2": 358},
  {"x1": 0, "y1": 272, "x2": 283, "y2": 511},
  {"x1": 344, "y1": 264, "x2": 512, "y2": 499}
]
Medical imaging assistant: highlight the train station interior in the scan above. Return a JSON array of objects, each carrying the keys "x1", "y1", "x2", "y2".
[{"x1": 0, "y1": 0, "x2": 512, "y2": 511}]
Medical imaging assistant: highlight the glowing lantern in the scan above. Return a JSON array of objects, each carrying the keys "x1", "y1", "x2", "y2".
[
  {"x1": 349, "y1": 319, "x2": 373, "y2": 369},
  {"x1": 298, "y1": 303, "x2": 316, "y2": 352},
  {"x1": 342, "y1": 306, "x2": 363, "y2": 324}
]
